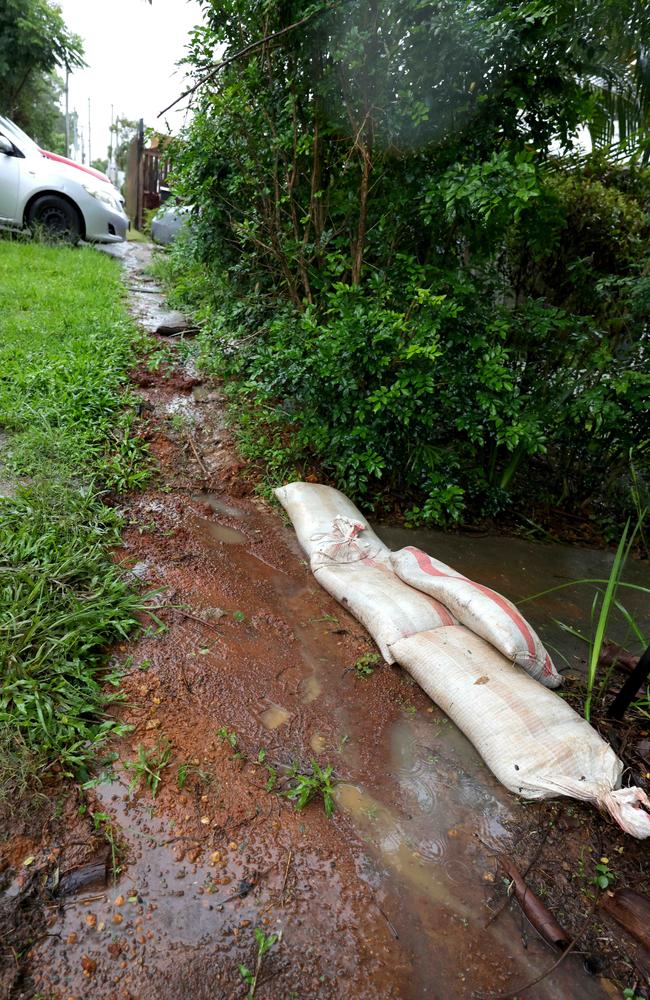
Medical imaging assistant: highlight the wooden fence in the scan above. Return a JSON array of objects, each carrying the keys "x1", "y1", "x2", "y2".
[{"x1": 124, "y1": 120, "x2": 172, "y2": 230}]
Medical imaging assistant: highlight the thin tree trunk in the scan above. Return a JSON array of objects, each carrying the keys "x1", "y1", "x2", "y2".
[{"x1": 351, "y1": 143, "x2": 371, "y2": 285}]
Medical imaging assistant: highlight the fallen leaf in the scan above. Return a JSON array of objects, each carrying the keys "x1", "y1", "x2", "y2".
[{"x1": 81, "y1": 956, "x2": 97, "y2": 975}]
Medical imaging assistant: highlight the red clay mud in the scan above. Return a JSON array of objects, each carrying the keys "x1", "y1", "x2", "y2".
[{"x1": 8, "y1": 243, "x2": 649, "y2": 1000}]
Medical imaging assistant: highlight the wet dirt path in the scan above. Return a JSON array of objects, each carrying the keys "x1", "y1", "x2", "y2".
[{"x1": 25, "y1": 243, "x2": 630, "y2": 999}]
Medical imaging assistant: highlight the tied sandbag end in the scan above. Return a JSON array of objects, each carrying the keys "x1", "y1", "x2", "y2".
[{"x1": 601, "y1": 787, "x2": 650, "y2": 839}]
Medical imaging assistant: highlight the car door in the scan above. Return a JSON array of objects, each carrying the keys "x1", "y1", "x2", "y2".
[{"x1": 0, "y1": 134, "x2": 21, "y2": 223}]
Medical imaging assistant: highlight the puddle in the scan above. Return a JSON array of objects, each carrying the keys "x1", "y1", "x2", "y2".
[
  {"x1": 334, "y1": 782, "x2": 461, "y2": 909},
  {"x1": 192, "y1": 491, "x2": 244, "y2": 519},
  {"x1": 390, "y1": 716, "x2": 511, "y2": 852},
  {"x1": 31, "y1": 767, "x2": 396, "y2": 999},
  {"x1": 126, "y1": 559, "x2": 151, "y2": 581},
  {"x1": 301, "y1": 674, "x2": 322, "y2": 704},
  {"x1": 332, "y1": 712, "x2": 610, "y2": 999},
  {"x1": 334, "y1": 711, "x2": 513, "y2": 915},
  {"x1": 190, "y1": 514, "x2": 247, "y2": 546},
  {"x1": 164, "y1": 395, "x2": 199, "y2": 423},
  {"x1": 260, "y1": 704, "x2": 291, "y2": 730}
]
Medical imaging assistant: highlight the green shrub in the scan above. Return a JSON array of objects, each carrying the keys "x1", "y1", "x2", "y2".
[{"x1": 159, "y1": 0, "x2": 650, "y2": 530}]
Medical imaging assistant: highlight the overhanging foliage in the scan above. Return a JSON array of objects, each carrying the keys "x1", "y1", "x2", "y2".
[{"x1": 165, "y1": 0, "x2": 649, "y2": 533}]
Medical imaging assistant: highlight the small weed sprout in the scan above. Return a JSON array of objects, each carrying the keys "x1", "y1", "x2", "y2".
[
  {"x1": 217, "y1": 726, "x2": 244, "y2": 760},
  {"x1": 91, "y1": 810, "x2": 122, "y2": 881},
  {"x1": 217, "y1": 726, "x2": 238, "y2": 749},
  {"x1": 254, "y1": 748, "x2": 278, "y2": 791},
  {"x1": 176, "y1": 762, "x2": 190, "y2": 790},
  {"x1": 124, "y1": 741, "x2": 172, "y2": 798},
  {"x1": 177, "y1": 762, "x2": 212, "y2": 790},
  {"x1": 102, "y1": 414, "x2": 152, "y2": 493},
  {"x1": 169, "y1": 412, "x2": 189, "y2": 434},
  {"x1": 146, "y1": 347, "x2": 173, "y2": 372},
  {"x1": 353, "y1": 652, "x2": 380, "y2": 678},
  {"x1": 239, "y1": 927, "x2": 279, "y2": 999},
  {"x1": 594, "y1": 857, "x2": 616, "y2": 890},
  {"x1": 284, "y1": 760, "x2": 337, "y2": 818}
]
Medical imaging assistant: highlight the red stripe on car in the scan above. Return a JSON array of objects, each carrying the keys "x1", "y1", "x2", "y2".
[{"x1": 39, "y1": 149, "x2": 111, "y2": 184}]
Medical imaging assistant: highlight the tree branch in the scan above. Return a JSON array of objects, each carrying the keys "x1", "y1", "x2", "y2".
[{"x1": 157, "y1": 1, "x2": 341, "y2": 119}]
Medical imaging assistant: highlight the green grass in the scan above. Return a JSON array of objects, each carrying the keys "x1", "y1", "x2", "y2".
[
  {"x1": 521, "y1": 511, "x2": 649, "y2": 721},
  {"x1": 0, "y1": 242, "x2": 148, "y2": 483},
  {"x1": 124, "y1": 741, "x2": 172, "y2": 798},
  {"x1": 284, "y1": 759, "x2": 337, "y2": 818},
  {"x1": 0, "y1": 242, "x2": 150, "y2": 805}
]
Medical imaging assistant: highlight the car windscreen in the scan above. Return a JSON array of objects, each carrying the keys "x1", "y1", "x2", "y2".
[{"x1": 0, "y1": 117, "x2": 40, "y2": 156}]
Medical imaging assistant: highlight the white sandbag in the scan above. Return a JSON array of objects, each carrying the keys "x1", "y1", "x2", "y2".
[
  {"x1": 312, "y1": 556, "x2": 457, "y2": 663},
  {"x1": 275, "y1": 482, "x2": 455, "y2": 661},
  {"x1": 274, "y1": 482, "x2": 390, "y2": 566},
  {"x1": 390, "y1": 627, "x2": 650, "y2": 838},
  {"x1": 391, "y1": 546, "x2": 561, "y2": 688}
]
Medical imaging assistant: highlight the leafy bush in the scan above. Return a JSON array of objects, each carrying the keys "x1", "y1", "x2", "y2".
[{"x1": 162, "y1": 0, "x2": 649, "y2": 530}]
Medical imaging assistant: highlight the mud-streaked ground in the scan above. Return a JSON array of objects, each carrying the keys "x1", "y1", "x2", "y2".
[{"x1": 4, "y1": 243, "x2": 649, "y2": 1000}]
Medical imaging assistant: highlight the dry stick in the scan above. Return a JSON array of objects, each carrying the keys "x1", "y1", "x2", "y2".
[
  {"x1": 375, "y1": 901, "x2": 399, "y2": 940},
  {"x1": 484, "y1": 804, "x2": 561, "y2": 929},
  {"x1": 186, "y1": 433, "x2": 211, "y2": 480},
  {"x1": 160, "y1": 834, "x2": 204, "y2": 847},
  {"x1": 608, "y1": 643, "x2": 650, "y2": 720},
  {"x1": 154, "y1": 604, "x2": 223, "y2": 634},
  {"x1": 474, "y1": 897, "x2": 599, "y2": 1000},
  {"x1": 280, "y1": 848, "x2": 292, "y2": 904},
  {"x1": 158, "y1": 1, "x2": 342, "y2": 118}
]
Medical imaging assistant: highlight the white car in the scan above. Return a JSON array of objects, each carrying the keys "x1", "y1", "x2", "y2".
[{"x1": 0, "y1": 116, "x2": 128, "y2": 243}]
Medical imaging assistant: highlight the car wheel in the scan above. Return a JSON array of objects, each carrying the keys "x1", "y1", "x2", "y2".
[{"x1": 27, "y1": 195, "x2": 81, "y2": 242}]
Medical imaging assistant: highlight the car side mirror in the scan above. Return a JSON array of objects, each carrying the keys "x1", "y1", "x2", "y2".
[{"x1": 0, "y1": 135, "x2": 14, "y2": 155}]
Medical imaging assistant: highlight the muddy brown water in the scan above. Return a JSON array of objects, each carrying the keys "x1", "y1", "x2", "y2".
[{"x1": 23, "y1": 243, "x2": 647, "y2": 1000}]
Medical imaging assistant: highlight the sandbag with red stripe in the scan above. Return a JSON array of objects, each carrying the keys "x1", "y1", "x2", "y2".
[{"x1": 390, "y1": 546, "x2": 562, "y2": 688}]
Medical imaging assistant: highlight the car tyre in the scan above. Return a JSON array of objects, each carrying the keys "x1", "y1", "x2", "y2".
[{"x1": 27, "y1": 194, "x2": 81, "y2": 243}]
